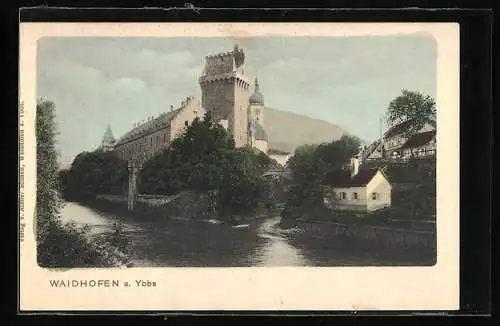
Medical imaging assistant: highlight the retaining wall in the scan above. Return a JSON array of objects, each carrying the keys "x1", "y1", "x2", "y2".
[{"x1": 295, "y1": 219, "x2": 436, "y2": 253}]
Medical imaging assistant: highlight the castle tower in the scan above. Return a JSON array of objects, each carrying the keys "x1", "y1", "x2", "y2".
[{"x1": 199, "y1": 44, "x2": 251, "y2": 147}]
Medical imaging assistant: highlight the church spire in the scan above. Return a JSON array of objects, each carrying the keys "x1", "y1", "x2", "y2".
[
  {"x1": 249, "y1": 76, "x2": 264, "y2": 105},
  {"x1": 100, "y1": 124, "x2": 116, "y2": 151}
]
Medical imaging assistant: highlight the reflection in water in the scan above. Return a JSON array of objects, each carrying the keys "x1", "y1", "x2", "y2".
[
  {"x1": 59, "y1": 202, "x2": 309, "y2": 267},
  {"x1": 252, "y1": 216, "x2": 310, "y2": 267}
]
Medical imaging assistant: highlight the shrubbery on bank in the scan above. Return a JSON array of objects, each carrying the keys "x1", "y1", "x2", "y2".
[{"x1": 36, "y1": 99, "x2": 125, "y2": 268}]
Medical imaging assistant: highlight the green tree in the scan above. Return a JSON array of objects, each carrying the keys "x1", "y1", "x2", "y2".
[
  {"x1": 283, "y1": 135, "x2": 361, "y2": 219},
  {"x1": 36, "y1": 100, "x2": 61, "y2": 244},
  {"x1": 139, "y1": 112, "x2": 275, "y2": 216},
  {"x1": 36, "y1": 99, "x2": 123, "y2": 267},
  {"x1": 386, "y1": 89, "x2": 436, "y2": 137},
  {"x1": 63, "y1": 150, "x2": 128, "y2": 201}
]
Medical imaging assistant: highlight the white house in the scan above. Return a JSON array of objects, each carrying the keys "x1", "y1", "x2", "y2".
[{"x1": 322, "y1": 158, "x2": 392, "y2": 213}]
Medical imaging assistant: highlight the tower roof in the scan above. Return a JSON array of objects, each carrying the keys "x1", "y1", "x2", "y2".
[
  {"x1": 249, "y1": 77, "x2": 265, "y2": 105},
  {"x1": 254, "y1": 122, "x2": 268, "y2": 141},
  {"x1": 101, "y1": 124, "x2": 115, "y2": 145}
]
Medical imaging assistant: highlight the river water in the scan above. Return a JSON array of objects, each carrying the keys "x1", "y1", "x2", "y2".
[
  {"x1": 59, "y1": 202, "x2": 312, "y2": 267},
  {"x1": 59, "y1": 202, "x2": 434, "y2": 267}
]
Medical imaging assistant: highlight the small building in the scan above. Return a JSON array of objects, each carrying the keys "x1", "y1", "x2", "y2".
[{"x1": 322, "y1": 158, "x2": 392, "y2": 213}]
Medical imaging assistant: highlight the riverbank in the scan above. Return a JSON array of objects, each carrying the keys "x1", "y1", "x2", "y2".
[
  {"x1": 279, "y1": 218, "x2": 436, "y2": 265},
  {"x1": 276, "y1": 205, "x2": 436, "y2": 266},
  {"x1": 78, "y1": 196, "x2": 276, "y2": 228}
]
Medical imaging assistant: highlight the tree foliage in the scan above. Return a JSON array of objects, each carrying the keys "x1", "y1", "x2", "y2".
[
  {"x1": 36, "y1": 99, "x2": 123, "y2": 267},
  {"x1": 283, "y1": 135, "x2": 362, "y2": 217},
  {"x1": 62, "y1": 150, "x2": 128, "y2": 201},
  {"x1": 36, "y1": 100, "x2": 61, "y2": 244},
  {"x1": 139, "y1": 112, "x2": 276, "y2": 216},
  {"x1": 386, "y1": 89, "x2": 436, "y2": 137}
]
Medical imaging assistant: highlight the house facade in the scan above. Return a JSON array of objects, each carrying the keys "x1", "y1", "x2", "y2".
[
  {"x1": 364, "y1": 119, "x2": 436, "y2": 161},
  {"x1": 322, "y1": 158, "x2": 392, "y2": 213},
  {"x1": 399, "y1": 130, "x2": 436, "y2": 159}
]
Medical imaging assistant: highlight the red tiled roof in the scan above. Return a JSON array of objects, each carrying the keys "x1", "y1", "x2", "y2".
[
  {"x1": 402, "y1": 130, "x2": 436, "y2": 149},
  {"x1": 322, "y1": 168, "x2": 379, "y2": 187}
]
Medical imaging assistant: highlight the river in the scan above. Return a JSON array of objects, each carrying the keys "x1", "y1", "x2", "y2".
[{"x1": 59, "y1": 202, "x2": 312, "y2": 267}]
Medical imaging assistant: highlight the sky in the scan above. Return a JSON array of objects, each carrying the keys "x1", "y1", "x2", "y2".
[{"x1": 36, "y1": 35, "x2": 437, "y2": 168}]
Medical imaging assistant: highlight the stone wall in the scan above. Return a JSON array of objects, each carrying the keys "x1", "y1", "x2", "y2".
[
  {"x1": 295, "y1": 219, "x2": 436, "y2": 253},
  {"x1": 95, "y1": 191, "x2": 216, "y2": 220}
]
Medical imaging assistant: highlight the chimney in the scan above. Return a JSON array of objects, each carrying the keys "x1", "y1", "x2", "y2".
[{"x1": 350, "y1": 157, "x2": 359, "y2": 178}]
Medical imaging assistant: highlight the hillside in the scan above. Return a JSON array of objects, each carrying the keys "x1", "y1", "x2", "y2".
[{"x1": 263, "y1": 107, "x2": 347, "y2": 153}]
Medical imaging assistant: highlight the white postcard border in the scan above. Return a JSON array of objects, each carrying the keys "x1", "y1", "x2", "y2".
[{"x1": 19, "y1": 22, "x2": 460, "y2": 311}]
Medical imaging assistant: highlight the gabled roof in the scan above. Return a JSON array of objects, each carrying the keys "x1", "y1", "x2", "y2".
[
  {"x1": 322, "y1": 168, "x2": 380, "y2": 188},
  {"x1": 384, "y1": 119, "x2": 415, "y2": 138},
  {"x1": 402, "y1": 130, "x2": 436, "y2": 149},
  {"x1": 384, "y1": 118, "x2": 436, "y2": 139}
]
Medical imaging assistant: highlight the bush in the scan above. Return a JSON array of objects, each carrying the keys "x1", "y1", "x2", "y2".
[
  {"x1": 36, "y1": 99, "x2": 124, "y2": 267},
  {"x1": 62, "y1": 150, "x2": 128, "y2": 201},
  {"x1": 37, "y1": 220, "x2": 118, "y2": 268},
  {"x1": 282, "y1": 135, "x2": 362, "y2": 221}
]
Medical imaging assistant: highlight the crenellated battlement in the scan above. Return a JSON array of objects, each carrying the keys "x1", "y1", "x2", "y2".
[{"x1": 205, "y1": 51, "x2": 234, "y2": 59}]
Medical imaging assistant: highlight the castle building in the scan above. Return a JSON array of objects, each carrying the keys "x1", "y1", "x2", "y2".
[
  {"x1": 112, "y1": 96, "x2": 204, "y2": 165},
  {"x1": 108, "y1": 45, "x2": 271, "y2": 166}
]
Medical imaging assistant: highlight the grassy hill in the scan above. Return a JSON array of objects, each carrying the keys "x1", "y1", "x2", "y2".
[{"x1": 263, "y1": 107, "x2": 347, "y2": 153}]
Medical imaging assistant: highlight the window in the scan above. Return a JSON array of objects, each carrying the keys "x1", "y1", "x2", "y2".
[
  {"x1": 371, "y1": 192, "x2": 378, "y2": 200},
  {"x1": 341, "y1": 192, "x2": 347, "y2": 200},
  {"x1": 185, "y1": 120, "x2": 189, "y2": 127},
  {"x1": 352, "y1": 192, "x2": 358, "y2": 200},
  {"x1": 151, "y1": 138, "x2": 153, "y2": 146}
]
